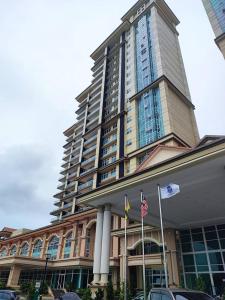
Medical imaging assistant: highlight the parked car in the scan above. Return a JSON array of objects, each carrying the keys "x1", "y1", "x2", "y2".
[
  {"x1": 0, "y1": 290, "x2": 19, "y2": 300},
  {"x1": 148, "y1": 288, "x2": 214, "y2": 300},
  {"x1": 132, "y1": 291, "x2": 144, "y2": 300},
  {"x1": 60, "y1": 292, "x2": 81, "y2": 300}
]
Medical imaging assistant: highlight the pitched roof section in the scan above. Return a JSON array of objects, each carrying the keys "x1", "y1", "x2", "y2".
[
  {"x1": 136, "y1": 144, "x2": 190, "y2": 172},
  {"x1": 196, "y1": 135, "x2": 225, "y2": 148}
]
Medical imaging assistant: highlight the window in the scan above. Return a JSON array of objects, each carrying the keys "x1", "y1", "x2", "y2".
[
  {"x1": 127, "y1": 128, "x2": 132, "y2": 134},
  {"x1": 151, "y1": 293, "x2": 161, "y2": 300},
  {"x1": 20, "y1": 243, "x2": 29, "y2": 256},
  {"x1": 127, "y1": 116, "x2": 132, "y2": 123},
  {"x1": 64, "y1": 232, "x2": 72, "y2": 259},
  {"x1": 126, "y1": 139, "x2": 132, "y2": 146},
  {"x1": 32, "y1": 240, "x2": 42, "y2": 258},
  {"x1": 10, "y1": 246, "x2": 17, "y2": 256},
  {"x1": 0, "y1": 248, "x2": 7, "y2": 257},
  {"x1": 47, "y1": 236, "x2": 59, "y2": 260}
]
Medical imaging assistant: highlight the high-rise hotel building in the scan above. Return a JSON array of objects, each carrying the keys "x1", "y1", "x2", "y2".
[
  {"x1": 51, "y1": 0, "x2": 199, "y2": 221},
  {"x1": 51, "y1": 0, "x2": 199, "y2": 222},
  {"x1": 202, "y1": 0, "x2": 225, "y2": 58}
]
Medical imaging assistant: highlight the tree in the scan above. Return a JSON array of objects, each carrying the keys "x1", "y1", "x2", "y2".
[
  {"x1": 81, "y1": 288, "x2": 92, "y2": 300},
  {"x1": 95, "y1": 288, "x2": 104, "y2": 300},
  {"x1": 106, "y1": 281, "x2": 114, "y2": 300}
]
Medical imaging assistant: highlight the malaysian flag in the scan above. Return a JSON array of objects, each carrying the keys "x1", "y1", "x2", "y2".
[{"x1": 141, "y1": 194, "x2": 148, "y2": 218}]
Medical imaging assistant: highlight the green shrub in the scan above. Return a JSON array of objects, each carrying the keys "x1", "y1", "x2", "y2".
[
  {"x1": 95, "y1": 288, "x2": 103, "y2": 300},
  {"x1": 40, "y1": 281, "x2": 48, "y2": 295},
  {"x1": 0, "y1": 280, "x2": 6, "y2": 289},
  {"x1": 195, "y1": 276, "x2": 206, "y2": 292},
  {"x1": 20, "y1": 282, "x2": 30, "y2": 294},
  {"x1": 81, "y1": 288, "x2": 92, "y2": 300},
  {"x1": 106, "y1": 281, "x2": 114, "y2": 300},
  {"x1": 26, "y1": 282, "x2": 36, "y2": 300}
]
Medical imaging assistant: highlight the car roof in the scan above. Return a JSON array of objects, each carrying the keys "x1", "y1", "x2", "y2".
[
  {"x1": 0, "y1": 290, "x2": 15, "y2": 293},
  {"x1": 150, "y1": 288, "x2": 205, "y2": 293}
]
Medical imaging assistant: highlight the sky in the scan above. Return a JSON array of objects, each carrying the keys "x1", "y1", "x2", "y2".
[{"x1": 0, "y1": 0, "x2": 224, "y2": 230}]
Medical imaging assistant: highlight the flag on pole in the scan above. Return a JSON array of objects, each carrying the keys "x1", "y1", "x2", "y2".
[
  {"x1": 141, "y1": 195, "x2": 148, "y2": 218},
  {"x1": 160, "y1": 183, "x2": 180, "y2": 199},
  {"x1": 125, "y1": 198, "x2": 131, "y2": 220}
]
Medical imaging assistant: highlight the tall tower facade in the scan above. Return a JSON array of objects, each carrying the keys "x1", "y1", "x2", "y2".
[
  {"x1": 202, "y1": 0, "x2": 225, "y2": 58},
  {"x1": 51, "y1": 0, "x2": 199, "y2": 222}
]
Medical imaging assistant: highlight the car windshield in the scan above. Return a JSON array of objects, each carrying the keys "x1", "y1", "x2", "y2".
[{"x1": 173, "y1": 292, "x2": 212, "y2": 300}]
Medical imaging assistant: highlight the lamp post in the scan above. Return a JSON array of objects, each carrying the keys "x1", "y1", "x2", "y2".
[{"x1": 39, "y1": 253, "x2": 51, "y2": 298}]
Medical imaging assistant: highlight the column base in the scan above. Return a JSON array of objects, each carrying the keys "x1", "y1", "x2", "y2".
[
  {"x1": 100, "y1": 273, "x2": 108, "y2": 286},
  {"x1": 92, "y1": 274, "x2": 101, "y2": 285},
  {"x1": 89, "y1": 284, "x2": 107, "y2": 300}
]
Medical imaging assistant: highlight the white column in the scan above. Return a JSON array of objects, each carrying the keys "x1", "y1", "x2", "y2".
[
  {"x1": 100, "y1": 204, "x2": 112, "y2": 285},
  {"x1": 93, "y1": 206, "x2": 104, "y2": 284}
]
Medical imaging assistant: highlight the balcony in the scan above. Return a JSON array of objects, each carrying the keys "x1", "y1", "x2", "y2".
[
  {"x1": 84, "y1": 135, "x2": 97, "y2": 146},
  {"x1": 83, "y1": 145, "x2": 96, "y2": 156},
  {"x1": 65, "y1": 181, "x2": 76, "y2": 189},
  {"x1": 80, "y1": 167, "x2": 96, "y2": 177},
  {"x1": 68, "y1": 171, "x2": 78, "y2": 180},
  {"x1": 81, "y1": 156, "x2": 95, "y2": 167},
  {"x1": 78, "y1": 180, "x2": 93, "y2": 191},
  {"x1": 63, "y1": 202, "x2": 73, "y2": 209},
  {"x1": 57, "y1": 182, "x2": 65, "y2": 190}
]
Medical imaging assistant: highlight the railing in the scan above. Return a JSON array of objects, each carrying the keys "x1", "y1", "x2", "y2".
[
  {"x1": 66, "y1": 181, "x2": 76, "y2": 189},
  {"x1": 68, "y1": 171, "x2": 77, "y2": 179},
  {"x1": 81, "y1": 156, "x2": 95, "y2": 166},
  {"x1": 80, "y1": 167, "x2": 95, "y2": 176},
  {"x1": 63, "y1": 202, "x2": 73, "y2": 209},
  {"x1": 83, "y1": 145, "x2": 96, "y2": 156},
  {"x1": 84, "y1": 135, "x2": 97, "y2": 146},
  {"x1": 78, "y1": 180, "x2": 93, "y2": 191}
]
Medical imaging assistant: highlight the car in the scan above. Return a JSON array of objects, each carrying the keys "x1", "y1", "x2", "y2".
[
  {"x1": 0, "y1": 290, "x2": 19, "y2": 300},
  {"x1": 59, "y1": 292, "x2": 81, "y2": 300},
  {"x1": 148, "y1": 288, "x2": 214, "y2": 300},
  {"x1": 132, "y1": 291, "x2": 144, "y2": 300}
]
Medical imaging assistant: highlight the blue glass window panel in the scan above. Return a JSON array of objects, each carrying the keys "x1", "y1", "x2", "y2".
[
  {"x1": 135, "y1": 13, "x2": 157, "y2": 92},
  {"x1": 210, "y1": 0, "x2": 225, "y2": 32},
  {"x1": 32, "y1": 240, "x2": 42, "y2": 258},
  {"x1": 137, "y1": 88, "x2": 164, "y2": 148}
]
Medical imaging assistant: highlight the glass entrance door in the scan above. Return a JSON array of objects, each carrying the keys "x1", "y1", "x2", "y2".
[{"x1": 57, "y1": 273, "x2": 65, "y2": 289}]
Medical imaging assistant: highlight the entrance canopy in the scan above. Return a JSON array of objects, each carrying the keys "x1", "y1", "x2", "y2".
[{"x1": 78, "y1": 139, "x2": 225, "y2": 229}]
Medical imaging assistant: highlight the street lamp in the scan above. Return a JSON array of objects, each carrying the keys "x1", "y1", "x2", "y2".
[{"x1": 40, "y1": 253, "x2": 51, "y2": 297}]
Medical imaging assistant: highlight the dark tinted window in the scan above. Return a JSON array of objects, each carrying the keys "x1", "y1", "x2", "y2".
[
  {"x1": 173, "y1": 292, "x2": 212, "y2": 300},
  {"x1": 151, "y1": 292, "x2": 161, "y2": 300}
]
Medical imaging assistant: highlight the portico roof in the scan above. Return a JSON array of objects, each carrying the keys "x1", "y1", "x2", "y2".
[{"x1": 77, "y1": 137, "x2": 225, "y2": 229}]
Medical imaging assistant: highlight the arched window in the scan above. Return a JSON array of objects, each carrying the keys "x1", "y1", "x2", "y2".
[
  {"x1": 10, "y1": 245, "x2": 17, "y2": 256},
  {"x1": 32, "y1": 240, "x2": 43, "y2": 258},
  {"x1": 0, "y1": 248, "x2": 7, "y2": 257},
  {"x1": 130, "y1": 241, "x2": 161, "y2": 256},
  {"x1": 20, "y1": 243, "x2": 29, "y2": 256},
  {"x1": 47, "y1": 236, "x2": 59, "y2": 260},
  {"x1": 64, "y1": 232, "x2": 72, "y2": 259}
]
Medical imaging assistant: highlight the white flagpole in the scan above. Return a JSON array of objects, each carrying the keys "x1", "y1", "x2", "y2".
[
  {"x1": 141, "y1": 191, "x2": 146, "y2": 300},
  {"x1": 124, "y1": 195, "x2": 127, "y2": 300},
  {"x1": 157, "y1": 184, "x2": 168, "y2": 288}
]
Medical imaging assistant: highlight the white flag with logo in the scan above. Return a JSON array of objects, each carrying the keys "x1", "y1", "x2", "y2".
[{"x1": 160, "y1": 183, "x2": 180, "y2": 199}]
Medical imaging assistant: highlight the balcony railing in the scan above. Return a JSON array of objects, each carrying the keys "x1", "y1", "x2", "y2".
[
  {"x1": 83, "y1": 145, "x2": 96, "y2": 156},
  {"x1": 63, "y1": 202, "x2": 73, "y2": 209},
  {"x1": 68, "y1": 171, "x2": 78, "y2": 180},
  {"x1": 81, "y1": 156, "x2": 95, "y2": 167},
  {"x1": 78, "y1": 180, "x2": 93, "y2": 191},
  {"x1": 80, "y1": 167, "x2": 95, "y2": 177},
  {"x1": 84, "y1": 135, "x2": 97, "y2": 146},
  {"x1": 66, "y1": 181, "x2": 76, "y2": 189}
]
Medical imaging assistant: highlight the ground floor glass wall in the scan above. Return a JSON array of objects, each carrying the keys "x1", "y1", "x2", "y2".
[
  {"x1": 179, "y1": 224, "x2": 225, "y2": 296},
  {"x1": 19, "y1": 268, "x2": 93, "y2": 290},
  {"x1": 0, "y1": 269, "x2": 10, "y2": 284}
]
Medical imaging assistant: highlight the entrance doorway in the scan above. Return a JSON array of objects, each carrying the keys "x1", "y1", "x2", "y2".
[{"x1": 57, "y1": 273, "x2": 65, "y2": 289}]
